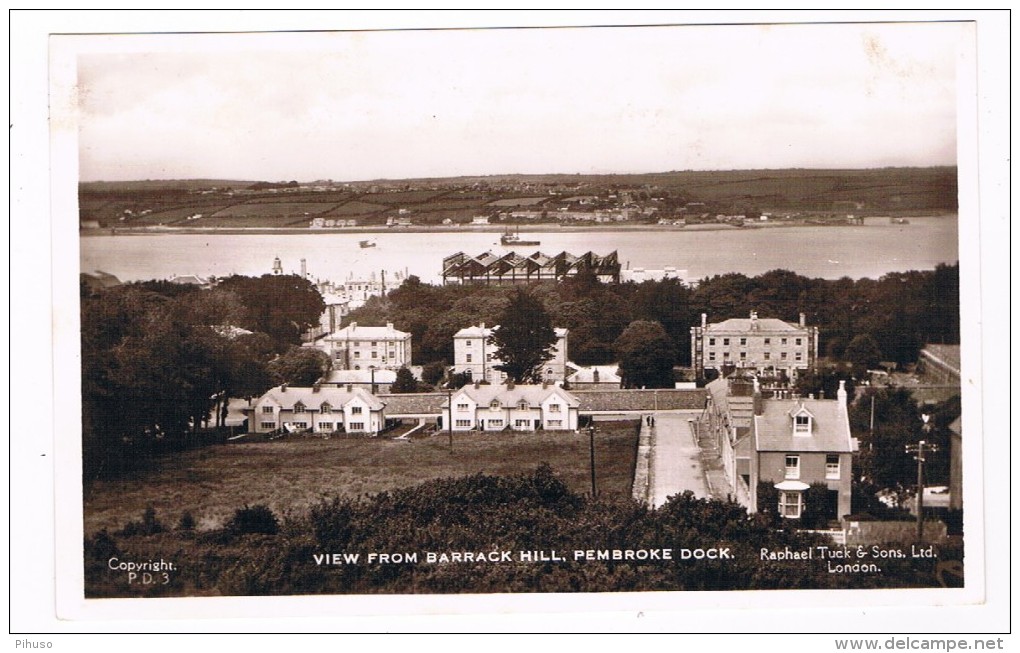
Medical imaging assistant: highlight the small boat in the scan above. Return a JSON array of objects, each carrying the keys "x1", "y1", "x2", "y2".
[
  {"x1": 890, "y1": 217, "x2": 910, "y2": 225},
  {"x1": 500, "y1": 227, "x2": 540, "y2": 246},
  {"x1": 359, "y1": 239, "x2": 377, "y2": 248}
]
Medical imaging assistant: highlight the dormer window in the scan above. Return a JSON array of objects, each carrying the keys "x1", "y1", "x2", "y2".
[
  {"x1": 794, "y1": 414, "x2": 810, "y2": 434},
  {"x1": 294, "y1": 402, "x2": 306, "y2": 413},
  {"x1": 490, "y1": 400, "x2": 501, "y2": 410},
  {"x1": 517, "y1": 400, "x2": 529, "y2": 410},
  {"x1": 320, "y1": 402, "x2": 332, "y2": 413}
]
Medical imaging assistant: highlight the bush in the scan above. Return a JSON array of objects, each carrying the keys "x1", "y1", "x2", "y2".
[
  {"x1": 177, "y1": 510, "x2": 196, "y2": 531},
  {"x1": 117, "y1": 504, "x2": 166, "y2": 536},
  {"x1": 227, "y1": 504, "x2": 280, "y2": 535}
]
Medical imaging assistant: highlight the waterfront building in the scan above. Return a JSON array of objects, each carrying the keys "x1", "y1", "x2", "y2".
[
  {"x1": 453, "y1": 323, "x2": 569, "y2": 383},
  {"x1": 690, "y1": 311, "x2": 819, "y2": 380},
  {"x1": 442, "y1": 250, "x2": 621, "y2": 285}
]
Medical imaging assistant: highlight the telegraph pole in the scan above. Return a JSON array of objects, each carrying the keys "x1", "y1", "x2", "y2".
[
  {"x1": 588, "y1": 424, "x2": 597, "y2": 498},
  {"x1": 905, "y1": 414, "x2": 937, "y2": 542}
]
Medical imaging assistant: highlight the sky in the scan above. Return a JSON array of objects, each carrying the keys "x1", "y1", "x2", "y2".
[{"x1": 69, "y1": 20, "x2": 968, "y2": 182}]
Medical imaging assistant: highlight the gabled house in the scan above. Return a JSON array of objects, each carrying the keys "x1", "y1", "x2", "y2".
[
  {"x1": 247, "y1": 384, "x2": 385, "y2": 435},
  {"x1": 750, "y1": 381, "x2": 857, "y2": 521},
  {"x1": 441, "y1": 382, "x2": 580, "y2": 432}
]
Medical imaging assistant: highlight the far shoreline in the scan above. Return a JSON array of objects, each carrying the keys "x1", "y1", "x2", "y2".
[{"x1": 80, "y1": 213, "x2": 957, "y2": 237}]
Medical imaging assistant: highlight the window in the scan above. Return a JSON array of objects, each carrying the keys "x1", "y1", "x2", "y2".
[
  {"x1": 456, "y1": 403, "x2": 469, "y2": 412},
  {"x1": 547, "y1": 419, "x2": 563, "y2": 427},
  {"x1": 514, "y1": 419, "x2": 530, "y2": 428},
  {"x1": 319, "y1": 422, "x2": 333, "y2": 431},
  {"x1": 708, "y1": 338, "x2": 716, "y2": 346},
  {"x1": 294, "y1": 403, "x2": 306, "y2": 413},
  {"x1": 781, "y1": 338, "x2": 788, "y2": 345},
  {"x1": 785, "y1": 455, "x2": 800, "y2": 479},
  {"x1": 262, "y1": 406, "x2": 274, "y2": 414},
  {"x1": 780, "y1": 491, "x2": 802, "y2": 518},
  {"x1": 293, "y1": 421, "x2": 308, "y2": 429},
  {"x1": 739, "y1": 352, "x2": 747, "y2": 360},
  {"x1": 354, "y1": 351, "x2": 361, "y2": 358},
  {"x1": 795, "y1": 338, "x2": 802, "y2": 346},
  {"x1": 723, "y1": 352, "x2": 730, "y2": 359},
  {"x1": 349, "y1": 422, "x2": 364, "y2": 431},
  {"x1": 334, "y1": 352, "x2": 344, "y2": 360},
  {"x1": 795, "y1": 352, "x2": 803, "y2": 361},
  {"x1": 351, "y1": 406, "x2": 363, "y2": 414},
  {"x1": 488, "y1": 419, "x2": 504, "y2": 428},
  {"x1": 794, "y1": 414, "x2": 810, "y2": 434},
  {"x1": 548, "y1": 403, "x2": 561, "y2": 413},
  {"x1": 764, "y1": 352, "x2": 771, "y2": 360},
  {"x1": 260, "y1": 421, "x2": 275, "y2": 430},
  {"x1": 455, "y1": 419, "x2": 472, "y2": 427},
  {"x1": 320, "y1": 403, "x2": 331, "y2": 413},
  {"x1": 781, "y1": 352, "x2": 788, "y2": 360},
  {"x1": 371, "y1": 351, "x2": 378, "y2": 358},
  {"x1": 708, "y1": 352, "x2": 716, "y2": 361},
  {"x1": 466, "y1": 354, "x2": 473, "y2": 363},
  {"x1": 764, "y1": 338, "x2": 771, "y2": 345},
  {"x1": 490, "y1": 400, "x2": 501, "y2": 410},
  {"x1": 739, "y1": 337, "x2": 747, "y2": 346},
  {"x1": 723, "y1": 338, "x2": 730, "y2": 346},
  {"x1": 517, "y1": 400, "x2": 529, "y2": 410},
  {"x1": 826, "y1": 455, "x2": 841, "y2": 479},
  {"x1": 466, "y1": 340, "x2": 473, "y2": 347},
  {"x1": 371, "y1": 341, "x2": 377, "y2": 347}
]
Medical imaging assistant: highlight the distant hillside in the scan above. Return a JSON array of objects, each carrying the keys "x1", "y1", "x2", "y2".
[{"x1": 78, "y1": 167, "x2": 957, "y2": 229}]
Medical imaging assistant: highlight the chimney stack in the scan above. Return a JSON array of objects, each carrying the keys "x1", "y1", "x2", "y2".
[
  {"x1": 701, "y1": 313, "x2": 707, "y2": 329},
  {"x1": 281, "y1": 384, "x2": 287, "y2": 392},
  {"x1": 301, "y1": 258, "x2": 307, "y2": 279},
  {"x1": 346, "y1": 384, "x2": 353, "y2": 392},
  {"x1": 474, "y1": 380, "x2": 481, "y2": 389},
  {"x1": 312, "y1": 383, "x2": 320, "y2": 393},
  {"x1": 799, "y1": 312, "x2": 806, "y2": 327},
  {"x1": 837, "y1": 380, "x2": 848, "y2": 407}
]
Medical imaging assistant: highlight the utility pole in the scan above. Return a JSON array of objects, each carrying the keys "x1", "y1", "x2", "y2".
[
  {"x1": 588, "y1": 423, "x2": 597, "y2": 498},
  {"x1": 447, "y1": 390, "x2": 454, "y2": 453},
  {"x1": 905, "y1": 414, "x2": 937, "y2": 542}
]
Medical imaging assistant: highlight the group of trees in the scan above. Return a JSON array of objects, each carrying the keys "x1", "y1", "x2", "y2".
[
  {"x1": 81, "y1": 274, "x2": 325, "y2": 482},
  {"x1": 346, "y1": 263, "x2": 960, "y2": 386}
]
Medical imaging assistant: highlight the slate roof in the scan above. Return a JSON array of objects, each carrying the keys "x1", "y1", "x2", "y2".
[
  {"x1": 566, "y1": 364, "x2": 622, "y2": 384},
  {"x1": 455, "y1": 383, "x2": 580, "y2": 408},
  {"x1": 754, "y1": 398, "x2": 853, "y2": 453},
  {"x1": 921, "y1": 344, "x2": 961, "y2": 375},
  {"x1": 381, "y1": 393, "x2": 449, "y2": 415},
  {"x1": 257, "y1": 385, "x2": 385, "y2": 411},
  {"x1": 573, "y1": 389, "x2": 708, "y2": 412},
  {"x1": 327, "y1": 323, "x2": 410, "y2": 339},
  {"x1": 705, "y1": 318, "x2": 804, "y2": 333}
]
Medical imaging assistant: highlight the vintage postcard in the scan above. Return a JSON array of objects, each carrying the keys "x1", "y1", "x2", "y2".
[{"x1": 23, "y1": 11, "x2": 1007, "y2": 633}]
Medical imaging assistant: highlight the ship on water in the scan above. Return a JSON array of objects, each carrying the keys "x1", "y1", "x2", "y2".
[
  {"x1": 359, "y1": 239, "x2": 377, "y2": 248},
  {"x1": 500, "y1": 227, "x2": 540, "y2": 246}
]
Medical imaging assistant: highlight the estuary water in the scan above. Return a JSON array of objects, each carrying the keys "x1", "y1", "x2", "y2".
[{"x1": 80, "y1": 216, "x2": 958, "y2": 285}]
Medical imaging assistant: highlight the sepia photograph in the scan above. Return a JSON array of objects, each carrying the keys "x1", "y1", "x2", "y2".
[{"x1": 12, "y1": 9, "x2": 1011, "y2": 639}]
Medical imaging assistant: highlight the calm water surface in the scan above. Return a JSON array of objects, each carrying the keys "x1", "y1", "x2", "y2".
[{"x1": 80, "y1": 216, "x2": 958, "y2": 285}]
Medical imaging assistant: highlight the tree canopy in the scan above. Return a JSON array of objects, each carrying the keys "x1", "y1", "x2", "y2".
[
  {"x1": 615, "y1": 320, "x2": 677, "y2": 389},
  {"x1": 489, "y1": 288, "x2": 558, "y2": 383}
]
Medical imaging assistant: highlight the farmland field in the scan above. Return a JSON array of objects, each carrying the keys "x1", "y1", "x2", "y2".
[
  {"x1": 488, "y1": 197, "x2": 548, "y2": 207},
  {"x1": 325, "y1": 200, "x2": 391, "y2": 215},
  {"x1": 82, "y1": 421, "x2": 640, "y2": 535},
  {"x1": 211, "y1": 202, "x2": 341, "y2": 217}
]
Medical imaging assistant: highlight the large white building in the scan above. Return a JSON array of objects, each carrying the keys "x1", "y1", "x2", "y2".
[
  {"x1": 452, "y1": 323, "x2": 568, "y2": 383},
  {"x1": 690, "y1": 312, "x2": 819, "y2": 380},
  {"x1": 311, "y1": 322, "x2": 412, "y2": 371}
]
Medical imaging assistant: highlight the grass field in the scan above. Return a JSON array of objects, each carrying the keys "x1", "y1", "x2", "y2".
[
  {"x1": 210, "y1": 202, "x2": 341, "y2": 217},
  {"x1": 83, "y1": 421, "x2": 640, "y2": 535}
]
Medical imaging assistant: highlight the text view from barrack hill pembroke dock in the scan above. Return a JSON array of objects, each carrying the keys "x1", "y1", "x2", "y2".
[{"x1": 59, "y1": 20, "x2": 976, "y2": 609}]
